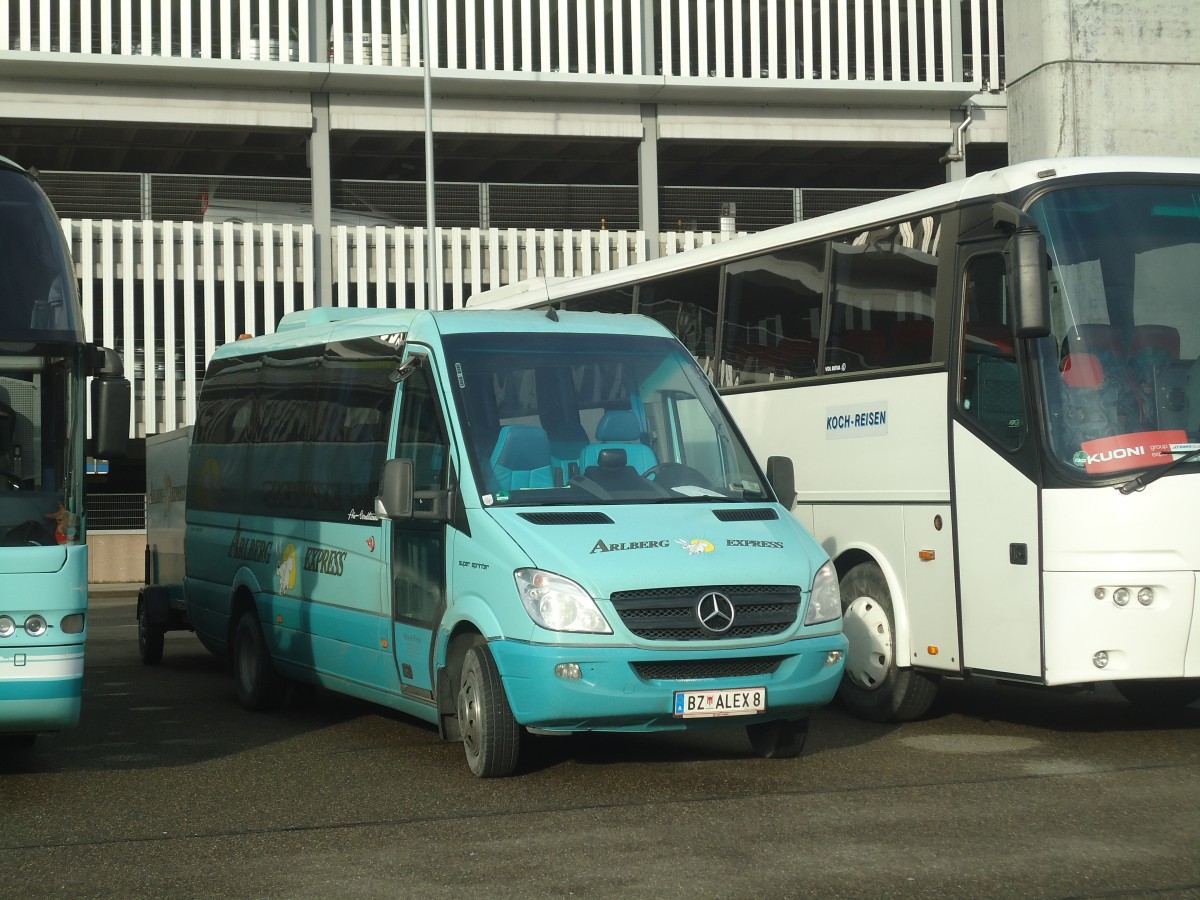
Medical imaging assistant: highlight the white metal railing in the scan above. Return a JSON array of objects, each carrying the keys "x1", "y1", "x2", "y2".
[
  {"x1": 4, "y1": 1, "x2": 1004, "y2": 88},
  {"x1": 64, "y1": 219, "x2": 701, "y2": 436}
]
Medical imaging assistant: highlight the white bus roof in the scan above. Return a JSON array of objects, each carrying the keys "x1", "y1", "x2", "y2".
[{"x1": 467, "y1": 156, "x2": 1200, "y2": 311}]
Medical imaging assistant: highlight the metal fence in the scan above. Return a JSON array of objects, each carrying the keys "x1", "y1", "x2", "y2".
[
  {"x1": 40, "y1": 171, "x2": 904, "y2": 234},
  {"x1": 86, "y1": 492, "x2": 147, "y2": 531}
]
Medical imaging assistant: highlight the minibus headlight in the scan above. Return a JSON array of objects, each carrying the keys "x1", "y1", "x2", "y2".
[
  {"x1": 514, "y1": 569, "x2": 613, "y2": 634},
  {"x1": 804, "y1": 561, "x2": 842, "y2": 626},
  {"x1": 24, "y1": 614, "x2": 48, "y2": 637}
]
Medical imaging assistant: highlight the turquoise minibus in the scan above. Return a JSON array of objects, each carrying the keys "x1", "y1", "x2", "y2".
[{"x1": 175, "y1": 306, "x2": 846, "y2": 776}]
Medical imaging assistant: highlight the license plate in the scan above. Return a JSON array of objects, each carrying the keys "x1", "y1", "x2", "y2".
[{"x1": 673, "y1": 687, "x2": 766, "y2": 718}]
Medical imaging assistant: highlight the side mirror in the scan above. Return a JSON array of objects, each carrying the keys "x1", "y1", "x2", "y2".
[
  {"x1": 375, "y1": 457, "x2": 452, "y2": 522},
  {"x1": 376, "y1": 458, "x2": 414, "y2": 519},
  {"x1": 90, "y1": 346, "x2": 130, "y2": 459},
  {"x1": 766, "y1": 455, "x2": 797, "y2": 509},
  {"x1": 993, "y1": 202, "x2": 1051, "y2": 340}
]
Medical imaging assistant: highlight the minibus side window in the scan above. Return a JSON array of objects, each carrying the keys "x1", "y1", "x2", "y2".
[{"x1": 394, "y1": 364, "x2": 449, "y2": 495}]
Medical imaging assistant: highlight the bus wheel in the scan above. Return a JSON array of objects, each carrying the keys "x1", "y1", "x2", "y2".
[
  {"x1": 233, "y1": 610, "x2": 285, "y2": 712},
  {"x1": 1115, "y1": 679, "x2": 1200, "y2": 709},
  {"x1": 137, "y1": 602, "x2": 165, "y2": 665},
  {"x1": 838, "y1": 562, "x2": 938, "y2": 723},
  {"x1": 746, "y1": 717, "x2": 809, "y2": 759},
  {"x1": 457, "y1": 643, "x2": 521, "y2": 778}
]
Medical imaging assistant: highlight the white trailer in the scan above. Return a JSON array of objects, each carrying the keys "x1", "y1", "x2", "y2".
[{"x1": 138, "y1": 426, "x2": 192, "y2": 663}]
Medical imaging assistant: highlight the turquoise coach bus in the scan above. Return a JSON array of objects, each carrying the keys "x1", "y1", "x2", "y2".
[
  {"x1": 0, "y1": 156, "x2": 129, "y2": 746},
  {"x1": 174, "y1": 305, "x2": 846, "y2": 776}
]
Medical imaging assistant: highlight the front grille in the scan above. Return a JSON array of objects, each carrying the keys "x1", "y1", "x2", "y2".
[
  {"x1": 631, "y1": 656, "x2": 787, "y2": 681},
  {"x1": 609, "y1": 584, "x2": 801, "y2": 641}
]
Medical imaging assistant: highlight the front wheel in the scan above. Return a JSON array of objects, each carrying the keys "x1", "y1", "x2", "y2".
[
  {"x1": 232, "y1": 610, "x2": 285, "y2": 711},
  {"x1": 838, "y1": 562, "x2": 938, "y2": 722},
  {"x1": 1115, "y1": 679, "x2": 1200, "y2": 709},
  {"x1": 746, "y1": 717, "x2": 809, "y2": 759},
  {"x1": 137, "y1": 602, "x2": 165, "y2": 665},
  {"x1": 457, "y1": 643, "x2": 522, "y2": 778}
]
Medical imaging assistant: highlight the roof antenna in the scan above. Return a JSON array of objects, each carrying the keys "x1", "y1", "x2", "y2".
[{"x1": 546, "y1": 306, "x2": 559, "y2": 322}]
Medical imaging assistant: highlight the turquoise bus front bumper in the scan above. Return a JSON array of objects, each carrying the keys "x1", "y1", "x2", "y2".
[{"x1": 488, "y1": 633, "x2": 847, "y2": 732}]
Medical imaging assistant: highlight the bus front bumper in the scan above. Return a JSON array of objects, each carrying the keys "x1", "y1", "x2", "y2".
[{"x1": 488, "y1": 633, "x2": 847, "y2": 732}]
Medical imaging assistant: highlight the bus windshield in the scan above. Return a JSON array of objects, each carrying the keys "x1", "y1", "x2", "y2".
[
  {"x1": 1031, "y1": 182, "x2": 1200, "y2": 478},
  {"x1": 443, "y1": 330, "x2": 773, "y2": 506}
]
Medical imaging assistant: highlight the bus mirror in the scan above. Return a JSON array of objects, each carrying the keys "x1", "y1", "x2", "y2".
[
  {"x1": 766, "y1": 456, "x2": 797, "y2": 509},
  {"x1": 90, "y1": 345, "x2": 124, "y2": 378},
  {"x1": 90, "y1": 374, "x2": 130, "y2": 459},
  {"x1": 376, "y1": 458, "x2": 415, "y2": 519},
  {"x1": 1006, "y1": 228, "x2": 1051, "y2": 339}
]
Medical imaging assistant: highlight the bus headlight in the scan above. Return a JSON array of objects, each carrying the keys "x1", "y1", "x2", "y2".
[
  {"x1": 805, "y1": 560, "x2": 842, "y2": 626},
  {"x1": 515, "y1": 569, "x2": 613, "y2": 634},
  {"x1": 0, "y1": 616, "x2": 14, "y2": 638},
  {"x1": 24, "y1": 614, "x2": 48, "y2": 637}
]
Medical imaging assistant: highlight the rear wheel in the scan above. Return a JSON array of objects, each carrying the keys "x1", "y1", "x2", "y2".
[
  {"x1": 746, "y1": 717, "x2": 809, "y2": 759},
  {"x1": 838, "y1": 562, "x2": 938, "y2": 722},
  {"x1": 1115, "y1": 679, "x2": 1200, "y2": 709},
  {"x1": 137, "y1": 601, "x2": 165, "y2": 665},
  {"x1": 457, "y1": 643, "x2": 522, "y2": 778},
  {"x1": 232, "y1": 610, "x2": 285, "y2": 711}
]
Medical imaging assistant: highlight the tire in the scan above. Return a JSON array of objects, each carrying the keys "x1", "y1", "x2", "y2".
[
  {"x1": 137, "y1": 601, "x2": 165, "y2": 665},
  {"x1": 232, "y1": 609, "x2": 285, "y2": 712},
  {"x1": 746, "y1": 717, "x2": 809, "y2": 759},
  {"x1": 1115, "y1": 679, "x2": 1200, "y2": 709},
  {"x1": 457, "y1": 643, "x2": 522, "y2": 778},
  {"x1": 838, "y1": 562, "x2": 938, "y2": 723}
]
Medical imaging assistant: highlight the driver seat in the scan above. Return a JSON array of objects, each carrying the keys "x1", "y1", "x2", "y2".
[{"x1": 579, "y1": 410, "x2": 657, "y2": 475}]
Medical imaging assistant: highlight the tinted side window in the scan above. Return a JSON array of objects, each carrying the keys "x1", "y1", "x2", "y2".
[
  {"x1": 960, "y1": 252, "x2": 1025, "y2": 450},
  {"x1": 720, "y1": 244, "x2": 825, "y2": 386},
  {"x1": 634, "y1": 268, "x2": 721, "y2": 378},
  {"x1": 824, "y1": 214, "x2": 941, "y2": 374}
]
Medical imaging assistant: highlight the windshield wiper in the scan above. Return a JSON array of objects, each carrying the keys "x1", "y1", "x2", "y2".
[{"x1": 1118, "y1": 446, "x2": 1200, "y2": 494}]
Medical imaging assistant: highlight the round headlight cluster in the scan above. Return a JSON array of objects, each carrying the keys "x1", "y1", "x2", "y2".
[
  {"x1": 1097, "y1": 585, "x2": 1156, "y2": 608},
  {"x1": 0, "y1": 614, "x2": 53, "y2": 637}
]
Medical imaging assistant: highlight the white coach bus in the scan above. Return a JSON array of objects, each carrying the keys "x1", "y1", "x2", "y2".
[{"x1": 470, "y1": 156, "x2": 1200, "y2": 719}]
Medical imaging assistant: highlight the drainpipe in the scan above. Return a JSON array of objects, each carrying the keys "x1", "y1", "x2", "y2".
[{"x1": 940, "y1": 104, "x2": 974, "y2": 181}]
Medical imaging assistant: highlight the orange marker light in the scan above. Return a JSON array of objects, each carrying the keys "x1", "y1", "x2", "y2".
[
  {"x1": 918, "y1": 550, "x2": 936, "y2": 561},
  {"x1": 927, "y1": 646, "x2": 939, "y2": 656},
  {"x1": 381, "y1": 639, "x2": 389, "y2": 649},
  {"x1": 276, "y1": 615, "x2": 283, "y2": 623}
]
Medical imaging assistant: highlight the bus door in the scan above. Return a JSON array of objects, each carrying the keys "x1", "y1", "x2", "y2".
[
  {"x1": 386, "y1": 356, "x2": 450, "y2": 698},
  {"x1": 952, "y1": 248, "x2": 1044, "y2": 679}
]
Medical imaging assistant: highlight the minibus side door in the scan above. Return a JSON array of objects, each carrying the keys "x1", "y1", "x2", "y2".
[{"x1": 386, "y1": 357, "x2": 450, "y2": 698}]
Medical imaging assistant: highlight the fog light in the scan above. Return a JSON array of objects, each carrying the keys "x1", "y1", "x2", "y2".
[
  {"x1": 61, "y1": 613, "x2": 85, "y2": 635},
  {"x1": 1093, "y1": 650, "x2": 1109, "y2": 669},
  {"x1": 24, "y1": 615, "x2": 48, "y2": 637},
  {"x1": 1137, "y1": 587, "x2": 1155, "y2": 607},
  {"x1": 0, "y1": 615, "x2": 14, "y2": 638},
  {"x1": 555, "y1": 662, "x2": 582, "y2": 680},
  {"x1": 1093, "y1": 587, "x2": 1107, "y2": 600},
  {"x1": 1113, "y1": 588, "x2": 1130, "y2": 607},
  {"x1": 825, "y1": 650, "x2": 844, "y2": 666}
]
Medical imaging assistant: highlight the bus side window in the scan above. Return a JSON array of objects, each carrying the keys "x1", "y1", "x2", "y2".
[
  {"x1": 720, "y1": 244, "x2": 824, "y2": 387},
  {"x1": 959, "y1": 253, "x2": 1025, "y2": 451},
  {"x1": 824, "y1": 215, "x2": 940, "y2": 374}
]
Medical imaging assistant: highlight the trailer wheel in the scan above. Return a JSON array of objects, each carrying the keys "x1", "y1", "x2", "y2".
[
  {"x1": 1115, "y1": 679, "x2": 1200, "y2": 709},
  {"x1": 838, "y1": 562, "x2": 938, "y2": 722},
  {"x1": 232, "y1": 610, "x2": 285, "y2": 711},
  {"x1": 746, "y1": 717, "x2": 809, "y2": 759},
  {"x1": 137, "y1": 600, "x2": 165, "y2": 665},
  {"x1": 457, "y1": 642, "x2": 521, "y2": 778}
]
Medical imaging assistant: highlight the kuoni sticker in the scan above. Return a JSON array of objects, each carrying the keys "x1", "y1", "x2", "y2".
[{"x1": 1078, "y1": 429, "x2": 1186, "y2": 475}]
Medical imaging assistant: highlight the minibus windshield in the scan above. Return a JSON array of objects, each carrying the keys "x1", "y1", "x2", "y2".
[
  {"x1": 1029, "y1": 182, "x2": 1200, "y2": 479},
  {"x1": 443, "y1": 331, "x2": 773, "y2": 507}
]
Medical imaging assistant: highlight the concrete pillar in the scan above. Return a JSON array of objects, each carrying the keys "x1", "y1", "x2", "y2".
[
  {"x1": 1005, "y1": 0, "x2": 1200, "y2": 162},
  {"x1": 310, "y1": 93, "x2": 333, "y2": 307},
  {"x1": 638, "y1": 104, "x2": 660, "y2": 260}
]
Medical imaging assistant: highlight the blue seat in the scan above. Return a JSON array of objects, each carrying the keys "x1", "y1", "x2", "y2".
[
  {"x1": 579, "y1": 410, "x2": 657, "y2": 475},
  {"x1": 490, "y1": 424, "x2": 555, "y2": 492}
]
